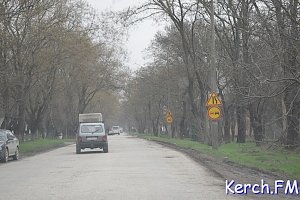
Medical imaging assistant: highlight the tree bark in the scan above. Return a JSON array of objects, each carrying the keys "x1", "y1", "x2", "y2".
[
  {"x1": 220, "y1": 90, "x2": 230, "y2": 143},
  {"x1": 230, "y1": 106, "x2": 236, "y2": 142},
  {"x1": 249, "y1": 103, "x2": 264, "y2": 146},
  {"x1": 236, "y1": 106, "x2": 246, "y2": 143},
  {"x1": 179, "y1": 101, "x2": 186, "y2": 139},
  {"x1": 273, "y1": 0, "x2": 299, "y2": 148},
  {"x1": 17, "y1": 95, "x2": 26, "y2": 142},
  {"x1": 284, "y1": 86, "x2": 300, "y2": 148}
]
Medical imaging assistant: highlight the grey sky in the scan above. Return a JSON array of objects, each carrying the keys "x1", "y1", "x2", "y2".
[{"x1": 86, "y1": 0, "x2": 165, "y2": 71}]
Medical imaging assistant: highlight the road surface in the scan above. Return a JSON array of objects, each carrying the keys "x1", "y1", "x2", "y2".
[{"x1": 1, "y1": 134, "x2": 260, "y2": 200}]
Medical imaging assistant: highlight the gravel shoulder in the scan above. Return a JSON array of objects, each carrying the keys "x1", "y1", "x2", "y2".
[{"x1": 140, "y1": 138, "x2": 298, "y2": 200}]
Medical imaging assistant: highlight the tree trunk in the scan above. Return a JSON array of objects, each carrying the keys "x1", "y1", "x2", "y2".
[
  {"x1": 171, "y1": 123, "x2": 175, "y2": 138},
  {"x1": 284, "y1": 86, "x2": 300, "y2": 148},
  {"x1": 220, "y1": 90, "x2": 230, "y2": 143},
  {"x1": 179, "y1": 101, "x2": 186, "y2": 139},
  {"x1": 224, "y1": 106, "x2": 231, "y2": 143},
  {"x1": 29, "y1": 120, "x2": 38, "y2": 140},
  {"x1": 152, "y1": 121, "x2": 158, "y2": 136},
  {"x1": 1, "y1": 86, "x2": 10, "y2": 129},
  {"x1": 283, "y1": 0, "x2": 300, "y2": 148},
  {"x1": 273, "y1": 0, "x2": 300, "y2": 148},
  {"x1": 17, "y1": 98, "x2": 26, "y2": 142},
  {"x1": 236, "y1": 106, "x2": 246, "y2": 143},
  {"x1": 249, "y1": 103, "x2": 264, "y2": 146},
  {"x1": 152, "y1": 115, "x2": 160, "y2": 136},
  {"x1": 230, "y1": 106, "x2": 236, "y2": 142},
  {"x1": 282, "y1": 95, "x2": 287, "y2": 136},
  {"x1": 199, "y1": 92, "x2": 208, "y2": 141}
]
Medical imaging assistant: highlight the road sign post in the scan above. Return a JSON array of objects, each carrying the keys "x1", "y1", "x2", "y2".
[{"x1": 206, "y1": 89, "x2": 222, "y2": 149}]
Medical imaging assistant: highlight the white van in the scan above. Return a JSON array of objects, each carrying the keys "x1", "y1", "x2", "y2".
[{"x1": 76, "y1": 113, "x2": 108, "y2": 153}]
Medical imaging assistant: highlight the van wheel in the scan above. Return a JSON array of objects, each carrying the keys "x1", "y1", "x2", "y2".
[
  {"x1": 103, "y1": 145, "x2": 108, "y2": 153},
  {"x1": 76, "y1": 145, "x2": 81, "y2": 154}
]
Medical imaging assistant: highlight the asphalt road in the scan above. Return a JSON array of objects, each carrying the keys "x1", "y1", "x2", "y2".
[{"x1": 0, "y1": 134, "x2": 255, "y2": 200}]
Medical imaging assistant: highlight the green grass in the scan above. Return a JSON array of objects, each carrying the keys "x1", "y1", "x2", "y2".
[
  {"x1": 135, "y1": 133, "x2": 300, "y2": 179},
  {"x1": 20, "y1": 138, "x2": 74, "y2": 155},
  {"x1": 218, "y1": 143, "x2": 300, "y2": 178}
]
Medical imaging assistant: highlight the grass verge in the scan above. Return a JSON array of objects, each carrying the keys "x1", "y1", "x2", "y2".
[
  {"x1": 20, "y1": 138, "x2": 75, "y2": 156},
  {"x1": 135, "y1": 133, "x2": 300, "y2": 179}
]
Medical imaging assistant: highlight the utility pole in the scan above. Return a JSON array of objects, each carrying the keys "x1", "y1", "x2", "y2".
[{"x1": 209, "y1": 0, "x2": 219, "y2": 150}]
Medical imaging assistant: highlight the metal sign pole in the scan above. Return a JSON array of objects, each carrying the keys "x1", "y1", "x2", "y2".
[{"x1": 209, "y1": 0, "x2": 219, "y2": 150}]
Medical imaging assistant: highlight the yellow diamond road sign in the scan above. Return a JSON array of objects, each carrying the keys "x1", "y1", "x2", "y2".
[
  {"x1": 207, "y1": 106, "x2": 222, "y2": 120},
  {"x1": 206, "y1": 91, "x2": 222, "y2": 106}
]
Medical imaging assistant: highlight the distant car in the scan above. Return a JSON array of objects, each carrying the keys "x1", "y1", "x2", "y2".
[
  {"x1": 0, "y1": 129, "x2": 20, "y2": 163},
  {"x1": 109, "y1": 126, "x2": 121, "y2": 135}
]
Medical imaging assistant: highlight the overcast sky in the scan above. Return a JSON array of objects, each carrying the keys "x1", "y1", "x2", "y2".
[{"x1": 86, "y1": 0, "x2": 165, "y2": 71}]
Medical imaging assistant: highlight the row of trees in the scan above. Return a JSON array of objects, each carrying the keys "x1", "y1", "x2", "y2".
[
  {"x1": 0, "y1": 0, "x2": 125, "y2": 140},
  {"x1": 121, "y1": 0, "x2": 299, "y2": 148}
]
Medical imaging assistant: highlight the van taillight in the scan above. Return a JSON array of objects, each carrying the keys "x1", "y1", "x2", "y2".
[
  {"x1": 101, "y1": 135, "x2": 107, "y2": 141},
  {"x1": 78, "y1": 136, "x2": 82, "y2": 142}
]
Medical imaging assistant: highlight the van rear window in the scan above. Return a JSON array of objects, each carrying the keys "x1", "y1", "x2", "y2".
[{"x1": 81, "y1": 125, "x2": 103, "y2": 133}]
